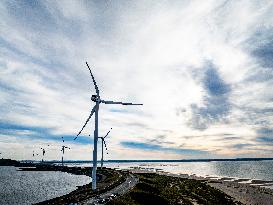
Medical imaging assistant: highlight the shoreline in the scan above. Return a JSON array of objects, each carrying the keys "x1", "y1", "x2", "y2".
[{"x1": 125, "y1": 165, "x2": 273, "y2": 189}]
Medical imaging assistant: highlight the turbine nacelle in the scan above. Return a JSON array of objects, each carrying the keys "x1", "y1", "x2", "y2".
[{"x1": 91, "y1": 95, "x2": 100, "y2": 102}]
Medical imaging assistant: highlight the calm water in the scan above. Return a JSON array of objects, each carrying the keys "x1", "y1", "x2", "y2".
[
  {"x1": 0, "y1": 166, "x2": 91, "y2": 205},
  {"x1": 109, "y1": 160, "x2": 273, "y2": 181},
  {"x1": 68, "y1": 160, "x2": 273, "y2": 181}
]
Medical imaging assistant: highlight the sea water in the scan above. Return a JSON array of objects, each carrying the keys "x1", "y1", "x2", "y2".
[
  {"x1": 106, "y1": 160, "x2": 273, "y2": 181},
  {"x1": 0, "y1": 166, "x2": 91, "y2": 205},
  {"x1": 67, "y1": 160, "x2": 273, "y2": 181}
]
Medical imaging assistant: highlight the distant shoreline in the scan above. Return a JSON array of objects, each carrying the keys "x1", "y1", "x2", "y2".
[{"x1": 25, "y1": 157, "x2": 273, "y2": 164}]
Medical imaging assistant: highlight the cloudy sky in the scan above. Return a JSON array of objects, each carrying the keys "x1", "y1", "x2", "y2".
[{"x1": 0, "y1": 0, "x2": 273, "y2": 160}]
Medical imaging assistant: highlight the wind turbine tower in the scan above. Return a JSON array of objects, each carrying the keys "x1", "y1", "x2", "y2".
[
  {"x1": 61, "y1": 137, "x2": 70, "y2": 166},
  {"x1": 40, "y1": 148, "x2": 45, "y2": 162},
  {"x1": 99, "y1": 128, "x2": 112, "y2": 168},
  {"x1": 75, "y1": 62, "x2": 143, "y2": 190}
]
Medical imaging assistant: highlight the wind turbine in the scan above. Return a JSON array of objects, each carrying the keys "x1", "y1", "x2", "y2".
[
  {"x1": 40, "y1": 148, "x2": 45, "y2": 162},
  {"x1": 61, "y1": 137, "x2": 70, "y2": 166},
  {"x1": 40, "y1": 145, "x2": 50, "y2": 162},
  {"x1": 99, "y1": 128, "x2": 112, "y2": 168},
  {"x1": 75, "y1": 62, "x2": 143, "y2": 190},
  {"x1": 32, "y1": 150, "x2": 38, "y2": 162}
]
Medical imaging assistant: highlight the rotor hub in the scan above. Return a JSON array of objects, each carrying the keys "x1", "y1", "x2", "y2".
[{"x1": 91, "y1": 95, "x2": 100, "y2": 102}]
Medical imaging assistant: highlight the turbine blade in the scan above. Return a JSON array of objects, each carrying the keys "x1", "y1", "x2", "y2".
[
  {"x1": 104, "y1": 128, "x2": 112, "y2": 139},
  {"x1": 75, "y1": 105, "x2": 96, "y2": 140},
  {"x1": 86, "y1": 62, "x2": 99, "y2": 95},
  {"x1": 101, "y1": 100, "x2": 143, "y2": 106},
  {"x1": 103, "y1": 141, "x2": 108, "y2": 151}
]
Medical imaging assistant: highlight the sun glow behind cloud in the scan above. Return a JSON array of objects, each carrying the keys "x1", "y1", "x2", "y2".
[{"x1": 0, "y1": 0, "x2": 273, "y2": 160}]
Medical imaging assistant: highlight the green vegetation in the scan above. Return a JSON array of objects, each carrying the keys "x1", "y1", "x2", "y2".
[{"x1": 108, "y1": 173, "x2": 242, "y2": 205}]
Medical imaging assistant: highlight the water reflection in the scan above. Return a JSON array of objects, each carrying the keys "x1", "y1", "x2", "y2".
[{"x1": 103, "y1": 160, "x2": 273, "y2": 180}]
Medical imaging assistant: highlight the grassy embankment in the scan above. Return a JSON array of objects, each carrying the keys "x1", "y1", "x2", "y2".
[{"x1": 108, "y1": 173, "x2": 243, "y2": 205}]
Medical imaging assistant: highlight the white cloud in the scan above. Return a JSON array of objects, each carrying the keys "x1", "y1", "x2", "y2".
[{"x1": 1, "y1": 0, "x2": 273, "y2": 160}]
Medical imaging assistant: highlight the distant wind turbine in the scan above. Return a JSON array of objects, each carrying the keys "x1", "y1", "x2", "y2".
[
  {"x1": 40, "y1": 148, "x2": 45, "y2": 162},
  {"x1": 61, "y1": 137, "x2": 70, "y2": 166},
  {"x1": 32, "y1": 150, "x2": 38, "y2": 162},
  {"x1": 40, "y1": 145, "x2": 50, "y2": 162},
  {"x1": 75, "y1": 62, "x2": 143, "y2": 190},
  {"x1": 99, "y1": 128, "x2": 112, "y2": 168}
]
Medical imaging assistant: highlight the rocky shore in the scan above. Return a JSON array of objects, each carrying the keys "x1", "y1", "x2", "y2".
[{"x1": 206, "y1": 177, "x2": 273, "y2": 205}]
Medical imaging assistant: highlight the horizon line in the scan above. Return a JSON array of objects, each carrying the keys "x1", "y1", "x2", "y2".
[{"x1": 19, "y1": 157, "x2": 273, "y2": 163}]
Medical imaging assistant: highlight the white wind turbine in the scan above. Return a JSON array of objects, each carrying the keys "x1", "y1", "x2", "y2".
[
  {"x1": 74, "y1": 62, "x2": 143, "y2": 190},
  {"x1": 40, "y1": 145, "x2": 50, "y2": 162},
  {"x1": 61, "y1": 137, "x2": 70, "y2": 166},
  {"x1": 40, "y1": 148, "x2": 46, "y2": 162},
  {"x1": 99, "y1": 128, "x2": 112, "y2": 168}
]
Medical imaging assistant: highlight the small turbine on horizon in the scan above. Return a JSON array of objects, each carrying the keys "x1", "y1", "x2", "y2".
[
  {"x1": 99, "y1": 128, "x2": 112, "y2": 168},
  {"x1": 75, "y1": 62, "x2": 143, "y2": 190},
  {"x1": 61, "y1": 137, "x2": 70, "y2": 166},
  {"x1": 40, "y1": 145, "x2": 50, "y2": 162},
  {"x1": 40, "y1": 148, "x2": 45, "y2": 162},
  {"x1": 32, "y1": 150, "x2": 39, "y2": 162}
]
